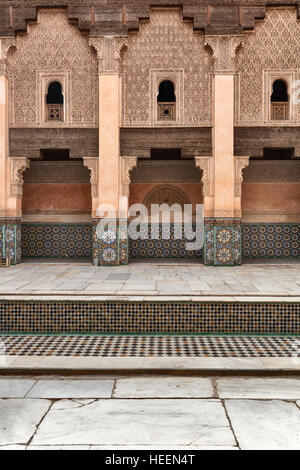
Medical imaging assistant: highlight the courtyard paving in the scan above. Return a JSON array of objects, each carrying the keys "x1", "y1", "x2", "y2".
[
  {"x1": 0, "y1": 375, "x2": 300, "y2": 450},
  {"x1": 0, "y1": 259, "x2": 300, "y2": 297}
]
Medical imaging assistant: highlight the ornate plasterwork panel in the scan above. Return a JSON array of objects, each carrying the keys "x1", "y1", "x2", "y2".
[
  {"x1": 23, "y1": 161, "x2": 91, "y2": 183},
  {"x1": 143, "y1": 185, "x2": 190, "y2": 210},
  {"x1": 205, "y1": 35, "x2": 243, "y2": 74},
  {"x1": 150, "y1": 69, "x2": 184, "y2": 126},
  {"x1": 236, "y1": 8, "x2": 300, "y2": 125},
  {"x1": 131, "y1": 161, "x2": 202, "y2": 183},
  {"x1": 89, "y1": 35, "x2": 127, "y2": 74},
  {"x1": 243, "y1": 160, "x2": 300, "y2": 182},
  {"x1": 10, "y1": 157, "x2": 30, "y2": 197},
  {"x1": 122, "y1": 8, "x2": 213, "y2": 127},
  {"x1": 235, "y1": 156, "x2": 249, "y2": 197},
  {"x1": 120, "y1": 156, "x2": 138, "y2": 197},
  {"x1": 83, "y1": 157, "x2": 98, "y2": 198},
  {"x1": 7, "y1": 10, "x2": 98, "y2": 127},
  {"x1": 194, "y1": 156, "x2": 213, "y2": 197}
]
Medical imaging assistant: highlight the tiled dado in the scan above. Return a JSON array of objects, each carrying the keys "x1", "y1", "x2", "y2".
[
  {"x1": 21, "y1": 223, "x2": 92, "y2": 258},
  {"x1": 242, "y1": 223, "x2": 300, "y2": 258},
  {"x1": 204, "y1": 219, "x2": 241, "y2": 266},
  {"x1": 0, "y1": 301, "x2": 300, "y2": 334},
  {"x1": 92, "y1": 219, "x2": 129, "y2": 266},
  {"x1": 129, "y1": 224, "x2": 202, "y2": 259},
  {"x1": 0, "y1": 219, "x2": 21, "y2": 265}
]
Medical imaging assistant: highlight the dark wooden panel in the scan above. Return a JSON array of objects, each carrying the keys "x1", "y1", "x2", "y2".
[
  {"x1": 0, "y1": 1, "x2": 298, "y2": 37},
  {"x1": 9, "y1": 127, "x2": 98, "y2": 159},
  {"x1": 120, "y1": 127, "x2": 212, "y2": 158},
  {"x1": 235, "y1": 127, "x2": 300, "y2": 158}
]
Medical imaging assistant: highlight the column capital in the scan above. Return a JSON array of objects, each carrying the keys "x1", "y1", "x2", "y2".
[
  {"x1": 10, "y1": 157, "x2": 30, "y2": 198},
  {"x1": 194, "y1": 156, "x2": 214, "y2": 197},
  {"x1": 235, "y1": 156, "x2": 250, "y2": 197},
  {"x1": 83, "y1": 157, "x2": 99, "y2": 198},
  {"x1": 205, "y1": 35, "x2": 243, "y2": 74},
  {"x1": 89, "y1": 35, "x2": 127, "y2": 75},
  {"x1": 120, "y1": 156, "x2": 138, "y2": 197},
  {"x1": 0, "y1": 37, "x2": 15, "y2": 77}
]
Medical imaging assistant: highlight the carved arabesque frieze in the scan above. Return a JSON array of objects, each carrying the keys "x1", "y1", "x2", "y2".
[
  {"x1": 235, "y1": 156, "x2": 249, "y2": 197},
  {"x1": 89, "y1": 35, "x2": 127, "y2": 74},
  {"x1": 83, "y1": 157, "x2": 98, "y2": 198},
  {"x1": 236, "y1": 8, "x2": 300, "y2": 124},
  {"x1": 205, "y1": 34, "x2": 243, "y2": 73},
  {"x1": 10, "y1": 157, "x2": 30, "y2": 197},
  {"x1": 122, "y1": 8, "x2": 213, "y2": 127},
  {"x1": 120, "y1": 156, "x2": 138, "y2": 197},
  {"x1": 194, "y1": 156, "x2": 214, "y2": 197},
  {"x1": 7, "y1": 10, "x2": 98, "y2": 127},
  {"x1": 243, "y1": 160, "x2": 300, "y2": 182},
  {"x1": 0, "y1": 38, "x2": 16, "y2": 77},
  {"x1": 131, "y1": 160, "x2": 203, "y2": 183}
]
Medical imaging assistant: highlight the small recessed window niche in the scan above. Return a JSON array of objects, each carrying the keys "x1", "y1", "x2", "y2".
[
  {"x1": 150, "y1": 69, "x2": 184, "y2": 126},
  {"x1": 39, "y1": 71, "x2": 70, "y2": 125},
  {"x1": 263, "y1": 71, "x2": 296, "y2": 124}
]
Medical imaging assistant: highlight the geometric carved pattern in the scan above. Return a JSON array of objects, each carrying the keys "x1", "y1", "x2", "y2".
[
  {"x1": 205, "y1": 35, "x2": 243, "y2": 73},
  {"x1": 122, "y1": 8, "x2": 213, "y2": 126},
  {"x1": 271, "y1": 102, "x2": 289, "y2": 120},
  {"x1": 236, "y1": 8, "x2": 300, "y2": 124},
  {"x1": 131, "y1": 161, "x2": 202, "y2": 183},
  {"x1": 7, "y1": 10, "x2": 98, "y2": 127},
  {"x1": 243, "y1": 160, "x2": 300, "y2": 182},
  {"x1": 23, "y1": 161, "x2": 91, "y2": 183}
]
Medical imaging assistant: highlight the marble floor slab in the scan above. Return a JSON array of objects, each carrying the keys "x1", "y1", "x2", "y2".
[
  {"x1": 217, "y1": 377, "x2": 300, "y2": 399},
  {"x1": 0, "y1": 379, "x2": 36, "y2": 398},
  {"x1": 225, "y1": 399, "x2": 300, "y2": 450},
  {"x1": 27, "y1": 379, "x2": 114, "y2": 399},
  {"x1": 1, "y1": 261, "x2": 300, "y2": 297},
  {"x1": 32, "y1": 399, "x2": 235, "y2": 447},
  {"x1": 0, "y1": 399, "x2": 51, "y2": 445},
  {"x1": 113, "y1": 377, "x2": 214, "y2": 398}
]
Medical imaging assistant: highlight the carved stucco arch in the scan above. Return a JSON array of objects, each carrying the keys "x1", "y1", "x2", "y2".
[{"x1": 143, "y1": 184, "x2": 190, "y2": 211}]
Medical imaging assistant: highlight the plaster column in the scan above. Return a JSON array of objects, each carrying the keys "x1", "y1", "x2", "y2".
[
  {"x1": 0, "y1": 37, "x2": 23, "y2": 264},
  {"x1": 89, "y1": 36, "x2": 128, "y2": 265},
  {"x1": 204, "y1": 35, "x2": 246, "y2": 266},
  {"x1": 0, "y1": 73, "x2": 8, "y2": 218}
]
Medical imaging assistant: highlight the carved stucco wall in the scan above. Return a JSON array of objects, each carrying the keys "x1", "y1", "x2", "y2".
[
  {"x1": 236, "y1": 7, "x2": 300, "y2": 125},
  {"x1": 122, "y1": 8, "x2": 213, "y2": 127},
  {"x1": 7, "y1": 10, "x2": 98, "y2": 127}
]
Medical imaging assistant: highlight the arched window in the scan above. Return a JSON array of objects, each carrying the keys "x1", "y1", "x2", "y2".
[
  {"x1": 271, "y1": 79, "x2": 289, "y2": 120},
  {"x1": 157, "y1": 80, "x2": 176, "y2": 103},
  {"x1": 157, "y1": 80, "x2": 176, "y2": 121},
  {"x1": 46, "y1": 81, "x2": 64, "y2": 121}
]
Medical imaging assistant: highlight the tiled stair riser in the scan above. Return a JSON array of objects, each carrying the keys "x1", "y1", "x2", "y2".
[{"x1": 0, "y1": 301, "x2": 299, "y2": 334}]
